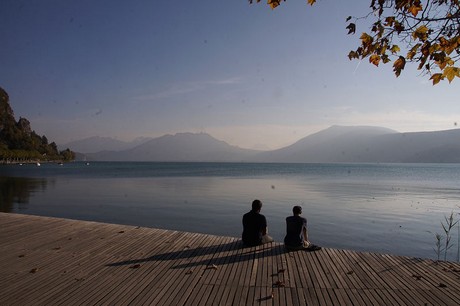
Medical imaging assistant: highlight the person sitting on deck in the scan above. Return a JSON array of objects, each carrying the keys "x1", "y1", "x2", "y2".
[
  {"x1": 242, "y1": 199, "x2": 273, "y2": 247},
  {"x1": 284, "y1": 205, "x2": 321, "y2": 251}
]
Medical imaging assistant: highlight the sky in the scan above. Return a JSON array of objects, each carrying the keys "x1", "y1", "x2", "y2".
[{"x1": 1, "y1": 0, "x2": 459, "y2": 150}]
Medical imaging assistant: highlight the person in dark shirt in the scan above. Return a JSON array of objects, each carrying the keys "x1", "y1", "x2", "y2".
[
  {"x1": 284, "y1": 205, "x2": 321, "y2": 251},
  {"x1": 242, "y1": 199, "x2": 273, "y2": 246}
]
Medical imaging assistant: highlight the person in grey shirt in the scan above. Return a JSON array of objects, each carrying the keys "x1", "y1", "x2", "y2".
[{"x1": 284, "y1": 205, "x2": 321, "y2": 251}]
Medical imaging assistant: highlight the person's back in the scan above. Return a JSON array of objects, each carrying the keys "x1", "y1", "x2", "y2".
[
  {"x1": 242, "y1": 210, "x2": 266, "y2": 246},
  {"x1": 284, "y1": 205, "x2": 321, "y2": 251},
  {"x1": 284, "y1": 215, "x2": 306, "y2": 248},
  {"x1": 242, "y1": 199, "x2": 273, "y2": 247}
]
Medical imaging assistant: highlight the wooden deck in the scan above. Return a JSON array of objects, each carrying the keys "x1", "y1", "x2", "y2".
[{"x1": 1, "y1": 213, "x2": 460, "y2": 305}]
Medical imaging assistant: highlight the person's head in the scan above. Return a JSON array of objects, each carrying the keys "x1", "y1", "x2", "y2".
[
  {"x1": 252, "y1": 199, "x2": 262, "y2": 212},
  {"x1": 293, "y1": 205, "x2": 302, "y2": 216}
]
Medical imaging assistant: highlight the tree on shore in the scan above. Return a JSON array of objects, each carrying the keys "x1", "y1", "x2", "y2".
[
  {"x1": 249, "y1": 0, "x2": 460, "y2": 84},
  {"x1": 0, "y1": 87, "x2": 75, "y2": 163}
]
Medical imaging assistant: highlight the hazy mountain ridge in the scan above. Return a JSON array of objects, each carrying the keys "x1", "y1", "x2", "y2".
[
  {"x1": 85, "y1": 132, "x2": 261, "y2": 162},
  {"x1": 74, "y1": 126, "x2": 460, "y2": 163},
  {"x1": 253, "y1": 125, "x2": 399, "y2": 163},
  {"x1": 61, "y1": 136, "x2": 152, "y2": 154}
]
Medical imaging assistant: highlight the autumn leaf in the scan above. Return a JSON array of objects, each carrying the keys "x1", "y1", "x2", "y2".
[
  {"x1": 369, "y1": 54, "x2": 381, "y2": 66},
  {"x1": 443, "y1": 66, "x2": 460, "y2": 83},
  {"x1": 440, "y1": 36, "x2": 459, "y2": 55},
  {"x1": 430, "y1": 73, "x2": 444, "y2": 85},
  {"x1": 390, "y1": 45, "x2": 400, "y2": 54},
  {"x1": 384, "y1": 16, "x2": 395, "y2": 27},
  {"x1": 393, "y1": 56, "x2": 406, "y2": 77},
  {"x1": 382, "y1": 54, "x2": 390, "y2": 64},
  {"x1": 406, "y1": 44, "x2": 421, "y2": 60},
  {"x1": 307, "y1": 0, "x2": 316, "y2": 5},
  {"x1": 393, "y1": 21, "x2": 405, "y2": 34},
  {"x1": 268, "y1": 0, "x2": 281, "y2": 9},
  {"x1": 408, "y1": 3, "x2": 423, "y2": 17},
  {"x1": 412, "y1": 25, "x2": 429, "y2": 41},
  {"x1": 360, "y1": 33, "x2": 373, "y2": 47},
  {"x1": 348, "y1": 50, "x2": 359, "y2": 60},
  {"x1": 346, "y1": 23, "x2": 356, "y2": 35}
]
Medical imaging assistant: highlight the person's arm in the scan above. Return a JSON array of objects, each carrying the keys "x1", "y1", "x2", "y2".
[
  {"x1": 262, "y1": 215, "x2": 268, "y2": 235},
  {"x1": 262, "y1": 226, "x2": 267, "y2": 235},
  {"x1": 302, "y1": 226, "x2": 308, "y2": 242},
  {"x1": 302, "y1": 222, "x2": 309, "y2": 246}
]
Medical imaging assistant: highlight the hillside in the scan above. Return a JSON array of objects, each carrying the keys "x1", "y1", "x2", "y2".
[
  {"x1": 0, "y1": 87, "x2": 74, "y2": 163},
  {"x1": 253, "y1": 125, "x2": 398, "y2": 162},
  {"x1": 252, "y1": 125, "x2": 460, "y2": 163}
]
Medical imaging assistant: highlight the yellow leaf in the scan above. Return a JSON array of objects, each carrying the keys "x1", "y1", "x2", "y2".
[
  {"x1": 369, "y1": 54, "x2": 381, "y2": 66},
  {"x1": 360, "y1": 33, "x2": 373, "y2": 46},
  {"x1": 440, "y1": 37, "x2": 460, "y2": 55},
  {"x1": 435, "y1": 54, "x2": 452, "y2": 70},
  {"x1": 430, "y1": 73, "x2": 444, "y2": 85},
  {"x1": 390, "y1": 45, "x2": 400, "y2": 54},
  {"x1": 412, "y1": 25, "x2": 429, "y2": 41},
  {"x1": 268, "y1": 0, "x2": 281, "y2": 9},
  {"x1": 443, "y1": 67, "x2": 460, "y2": 83},
  {"x1": 409, "y1": 3, "x2": 423, "y2": 17}
]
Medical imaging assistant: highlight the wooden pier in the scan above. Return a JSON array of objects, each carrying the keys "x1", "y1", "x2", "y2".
[{"x1": 1, "y1": 212, "x2": 459, "y2": 305}]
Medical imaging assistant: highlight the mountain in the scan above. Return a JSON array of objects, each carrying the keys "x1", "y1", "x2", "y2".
[
  {"x1": 252, "y1": 125, "x2": 398, "y2": 162},
  {"x1": 81, "y1": 125, "x2": 460, "y2": 163},
  {"x1": 252, "y1": 125, "x2": 460, "y2": 163},
  {"x1": 86, "y1": 132, "x2": 261, "y2": 162},
  {"x1": 61, "y1": 136, "x2": 152, "y2": 154},
  {"x1": 364, "y1": 129, "x2": 460, "y2": 163}
]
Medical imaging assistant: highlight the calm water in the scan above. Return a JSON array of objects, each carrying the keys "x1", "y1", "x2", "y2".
[{"x1": 1, "y1": 162, "x2": 460, "y2": 261}]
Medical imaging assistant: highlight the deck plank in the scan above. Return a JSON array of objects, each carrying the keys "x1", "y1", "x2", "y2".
[{"x1": 2, "y1": 212, "x2": 460, "y2": 306}]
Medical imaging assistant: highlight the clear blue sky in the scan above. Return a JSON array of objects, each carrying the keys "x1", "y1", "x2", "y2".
[{"x1": 1, "y1": 0, "x2": 459, "y2": 150}]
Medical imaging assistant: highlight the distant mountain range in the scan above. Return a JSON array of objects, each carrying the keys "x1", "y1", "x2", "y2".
[
  {"x1": 62, "y1": 136, "x2": 152, "y2": 154},
  {"x1": 65, "y1": 126, "x2": 460, "y2": 163},
  {"x1": 83, "y1": 133, "x2": 260, "y2": 162}
]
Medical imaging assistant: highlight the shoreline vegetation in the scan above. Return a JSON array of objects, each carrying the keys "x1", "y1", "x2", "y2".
[
  {"x1": 1, "y1": 87, "x2": 75, "y2": 163},
  {"x1": 0, "y1": 148, "x2": 74, "y2": 165},
  {"x1": 0, "y1": 159, "x2": 70, "y2": 165}
]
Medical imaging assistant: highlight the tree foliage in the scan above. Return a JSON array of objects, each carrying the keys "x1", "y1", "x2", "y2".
[
  {"x1": 249, "y1": 0, "x2": 460, "y2": 84},
  {"x1": 0, "y1": 87, "x2": 75, "y2": 163}
]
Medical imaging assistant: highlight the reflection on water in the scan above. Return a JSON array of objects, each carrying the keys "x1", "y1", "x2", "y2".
[{"x1": 0, "y1": 177, "x2": 49, "y2": 212}]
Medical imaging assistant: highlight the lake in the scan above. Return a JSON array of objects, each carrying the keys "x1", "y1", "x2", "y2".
[{"x1": 1, "y1": 161, "x2": 460, "y2": 261}]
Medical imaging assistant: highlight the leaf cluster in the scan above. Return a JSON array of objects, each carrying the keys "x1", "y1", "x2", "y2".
[
  {"x1": 250, "y1": 0, "x2": 460, "y2": 84},
  {"x1": 347, "y1": 0, "x2": 460, "y2": 84},
  {"x1": 248, "y1": 0, "x2": 316, "y2": 10}
]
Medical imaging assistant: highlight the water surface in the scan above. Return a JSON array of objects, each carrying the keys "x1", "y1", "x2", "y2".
[{"x1": 1, "y1": 162, "x2": 459, "y2": 261}]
